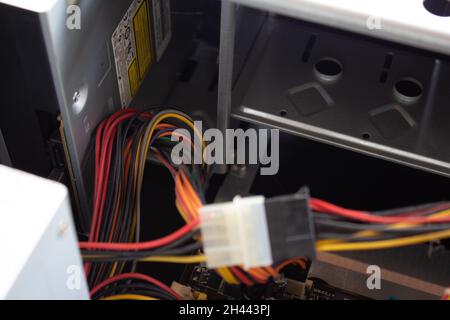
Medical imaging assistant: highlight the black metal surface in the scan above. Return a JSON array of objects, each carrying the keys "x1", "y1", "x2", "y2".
[
  {"x1": 0, "y1": 5, "x2": 60, "y2": 177},
  {"x1": 234, "y1": 15, "x2": 450, "y2": 177}
]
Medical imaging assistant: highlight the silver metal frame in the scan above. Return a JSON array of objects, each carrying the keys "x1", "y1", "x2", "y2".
[
  {"x1": 227, "y1": 0, "x2": 450, "y2": 56},
  {"x1": 217, "y1": 1, "x2": 237, "y2": 174},
  {"x1": 218, "y1": 0, "x2": 450, "y2": 177}
]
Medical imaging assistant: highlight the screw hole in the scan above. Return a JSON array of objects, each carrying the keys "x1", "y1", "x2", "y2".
[
  {"x1": 362, "y1": 133, "x2": 371, "y2": 140},
  {"x1": 280, "y1": 110, "x2": 288, "y2": 117},
  {"x1": 424, "y1": 0, "x2": 450, "y2": 17},
  {"x1": 393, "y1": 78, "x2": 423, "y2": 104},
  {"x1": 314, "y1": 58, "x2": 343, "y2": 83}
]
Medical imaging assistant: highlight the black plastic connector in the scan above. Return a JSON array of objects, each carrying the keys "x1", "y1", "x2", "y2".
[{"x1": 264, "y1": 187, "x2": 316, "y2": 261}]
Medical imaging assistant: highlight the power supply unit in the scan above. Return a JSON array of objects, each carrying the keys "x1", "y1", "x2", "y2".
[{"x1": 0, "y1": 165, "x2": 88, "y2": 300}]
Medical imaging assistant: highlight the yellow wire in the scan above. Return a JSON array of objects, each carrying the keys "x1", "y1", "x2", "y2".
[
  {"x1": 109, "y1": 263, "x2": 118, "y2": 278},
  {"x1": 316, "y1": 209, "x2": 450, "y2": 248},
  {"x1": 83, "y1": 255, "x2": 206, "y2": 264},
  {"x1": 140, "y1": 113, "x2": 205, "y2": 182},
  {"x1": 138, "y1": 255, "x2": 206, "y2": 264},
  {"x1": 176, "y1": 200, "x2": 189, "y2": 223},
  {"x1": 215, "y1": 269, "x2": 229, "y2": 283},
  {"x1": 359, "y1": 209, "x2": 450, "y2": 237},
  {"x1": 317, "y1": 229, "x2": 450, "y2": 252},
  {"x1": 217, "y1": 267, "x2": 240, "y2": 285},
  {"x1": 102, "y1": 294, "x2": 158, "y2": 301},
  {"x1": 97, "y1": 114, "x2": 205, "y2": 282}
]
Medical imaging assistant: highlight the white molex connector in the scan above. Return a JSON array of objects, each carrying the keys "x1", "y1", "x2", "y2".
[{"x1": 199, "y1": 196, "x2": 273, "y2": 269}]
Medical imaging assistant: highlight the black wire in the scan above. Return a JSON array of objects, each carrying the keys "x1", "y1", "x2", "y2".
[
  {"x1": 316, "y1": 232, "x2": 408, "y2": 242},
  {"x1": 100, "y1": 125, "x2": 123, "y2": 242},
  {"x1": 92, "y1": 281, "x2": 177, "y2": 300},
  {"x1": 119, "y1": 122, "x2": 148, "y2": 242},
  {"x1": 88, "y1": 108, "x2": 209, "y2": 287},
  {"x1": 180, "y1": 165, "x2": 206, "y2": 204},
  {"x1": 373, "y1": 202, "x2": 450, "y2": 216},
  {"x1": 315, "y1": 217, "x2": 450, "y2": 234},
  {"x1": 236, "y1": 267, "x2": 260, "y2": 284},
  {"x1": 100, "y1": 118, "x2": 144, "y2": 283},
  {"x1": 315, "y1": 217, "x2": 450, "y2": 243},
  {"x1": 93, "y1": 116, "x2": 148, "y2": 286},
  {"x1": 83, "y1": 242, "x2": 203, "y2": 263}
]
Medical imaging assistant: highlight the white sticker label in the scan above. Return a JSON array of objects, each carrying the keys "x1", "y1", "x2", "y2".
[{"x1": 112, "y1": 0, "x2": 153, "y2": 108}]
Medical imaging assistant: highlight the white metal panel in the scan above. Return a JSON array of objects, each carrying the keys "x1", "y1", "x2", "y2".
[
  {"x1": 228, "y1": 0, "x2": 450, "y2": 55},
  {"x1": 0, "y1": 0, "x2": 58, "y2": 12},
  {"x1": 0, "y1": 165, "x2": 88, "y2": 300}
]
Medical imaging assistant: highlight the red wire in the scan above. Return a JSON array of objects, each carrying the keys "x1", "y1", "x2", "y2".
[
  {"x1": 90, "y1": 109, "x2": 138, "y2": 242},
  {"x1": 86, "y1": 110, "x2": 152, "y2": 278},
  {"x1": 92, "y1": 115, "x2": 174, "y2": 242},
  {"x1": 404, "y1": 203, "x2": 450, "y2": 217},
  {"x1": 94, "y1": 120, "x2": 106, "y2": 207},
  {"x1": 91, "y1": 110, "x2": 131, "y2": 241},
  {"x1": 230, "y1": 267, "x2": 254, "y2": 286},
  {"x1": 94, "y1": 134, "x2": 114, "y2": 240},
  {"x1": 80, "y1": 218, "x2": 199, "y2": 251},
  {"x1": 249, "y1": 273, "x2": 267, "y2": 284},
  {"x1": 90, "y1": 272, "x2": 183, "y2": 300},
  {"x1": 87, "y1": 115, "x2": 114, "y2": 276},
  {"x1": 311, "y1": 198, "x2": 450, "y2": 224},
  {"x1": 91, "y1": 120, "x2": 106, "y2": 240},
  {"x1": 90, "y1": 112, "x2": 178, "y2": 243}
]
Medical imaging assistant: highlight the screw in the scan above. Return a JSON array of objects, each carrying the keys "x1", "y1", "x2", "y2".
[{"x1": 72, "y1": 91, "x2": 81, "y2": 103}]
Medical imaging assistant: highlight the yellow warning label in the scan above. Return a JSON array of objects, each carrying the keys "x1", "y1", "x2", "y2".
[
  {"x1": 128, "y1": 59, "x2": 140, "y2": 97},
  {"x1": 133, "y1": 0, "x2": 153, "y2": 80},
  {"x1": 112, "y1": 0, "x2": 154, "y2": 108}
]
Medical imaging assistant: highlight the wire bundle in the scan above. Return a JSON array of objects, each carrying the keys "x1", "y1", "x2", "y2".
[
  {"x1": 81, "y1": 108, "x2": 208, "y2": 297},
  {"x1": 79, "y1": 108, "x2": 450, "y2": 300},
  {"x1": 312, "y1": 198, "x2": 450, "y2": 252},
  {"x1": 90, "y1": 273, "x2": 182, "y2": 300},
  {"x1": 80, "y1": 108, "x2": 291, "y2": 299}
]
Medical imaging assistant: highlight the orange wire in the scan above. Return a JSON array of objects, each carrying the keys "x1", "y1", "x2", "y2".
[
  {"x1": 180, "y1": 171, "x2": 202, "y2": 209},
  {"x1": 274, "y1": 258, "x2": 307, "y2": 273},
  {"x1": 247, "y1": 269, "x2": 268, "y2": 283},
  {"x1": 175, "y1": 174, "x2": 198, "y2": 219},
  {"x1": 264, "y1": 267, "x2": 278, "y2": 278},
  {"x1": 250, "y1": 268, "x2": 269, "y2": 279}
]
